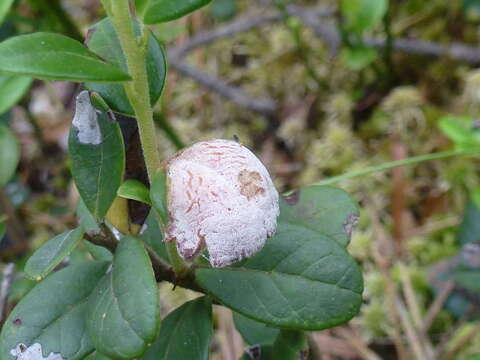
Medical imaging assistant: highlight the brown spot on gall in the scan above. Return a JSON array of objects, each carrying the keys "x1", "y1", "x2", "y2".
[
  {"x1": 238, "y1": 170, "x2": 265, "y2": 200},
  {"x1": 13, "y1": 318, "x2": 22, "y2": 326}
]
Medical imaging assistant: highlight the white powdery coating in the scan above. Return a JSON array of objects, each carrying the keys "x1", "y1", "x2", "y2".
[
  {"x1": 10, "y1": 343, "x2": 63, "y2": 360},
  {"x1": 72, "y1": 91, "x2": 102, "y2": 145},
  {"x1": 166, "y1": 139, "x2": 279, "y2": 267}
]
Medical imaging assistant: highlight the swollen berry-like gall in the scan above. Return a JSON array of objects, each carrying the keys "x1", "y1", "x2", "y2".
[{"x1": 164, "y1": 139, "x2": 279, "y2": 268}]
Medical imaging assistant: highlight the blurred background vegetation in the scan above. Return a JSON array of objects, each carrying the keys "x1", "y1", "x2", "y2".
[{"x1": 2, "y1": 0, "x2": 480, "y2": 359}]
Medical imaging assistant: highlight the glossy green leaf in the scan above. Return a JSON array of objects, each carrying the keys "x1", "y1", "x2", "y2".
[
  {"x1": 150, "y1": 171, "x2": 169, "y2": 226},
  {"x1": 341, "y1": 0, "x2": 387, "y2": 33},
  {"x1": 144, "y1": 0, "x2": 213, "y2": 24},
  {"x1": 142, "y1": 297, "x2": 212, "y2": 360},
  {"x1": 271, "y1": 330, "x2": 308, "y2": 360},
  {"x1": 0, "y1": 261, "x2": 110, "y2": 360},
  {"x1": 196, "y1": 186, "x2": 363, "y2": 330},
  {"x1": 140, "y1": 211, "x2": 169, "y2": 263},
  {"x1": 87, "y1": 236, "x2": 159, "y2": 359},
  {"x1": 24, "y1": 227, "x2": 84, "y2": 280},
  {"x1": 0, "y1": 125, "x2": 19, "y2": 187},
  {"x1": 233, "y1": 312, "x2": 279, "y2": 346},
  {"x1": 282, "y1": 186, "x2": 359, "y2": 247},
  {"x1": 86, "y1": 18, "x2": 167, "y2": 115},
  {"x1": 0, "y1": 0, "x2": 14, "y2": 25},
  {"x1": 118, "y1": 179, "x2": 151, "y2": 205},
  {"x1": 0, "y1": 75, "x2": 32, "y2": 115},
  {"x1": 0, "y1": 33, "x2": 130, "y2": 82},
  {"x1": 69, "y1": 91, "x2": 125, "y2": 219}
]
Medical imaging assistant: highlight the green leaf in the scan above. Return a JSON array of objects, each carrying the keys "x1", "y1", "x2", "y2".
[
  {"x1": 118, "y1": 179, "x2": 151, "y2": 205},
  {"x1": 140, "y1": 211, "x2": 169, "y2": 263},
  {"x1": 0, "y1": 75, "x2": 32, "y2": 115},
  {"x1": 86, "y1": 18, "x2": 167, "y2": 115},
  {"x1": 7, "y1": 276, "x2": 36, "y2": 304},
  {"x1": 0, "y1": 0, "x2": 14, "y2": 25},
  {"x1": 84, "y1": 351, "x2": 112, "y2": 360},
  {"x1": 271, "y1": 330, "x2": 308, "y2": 360},
  {"x1": 0, "y1": 261, "x2": 110, "y2": 360},
  {"x1": 0, "y1": 124, "x2": 19, "y2": 187},
  {"x1": 24, "y1": 227, "x2": 84, "y2": 281},
  {"x1": 233, "y1": 312, "x2": 279, "y2": 346},
  {"x1": 150, "y1": 171, "x2": 169, "y2": 226},
  {"x1": 343, "y1": 46, "x2": 377, "y2": 70},
  {"x1": 144, "y1": 0, "x2": 213, "y2": 24},
  {"x1": 142, "y1": 297, "x2": 212, "y2": 360},
  {"x1": 0, "y1": 33, "x2": 130, "y2": 82},
  {"x1": 195, "y1": 186, "x2": 363, "y2": 330},
  {"x1": 69, "y1": 91, "x2": 125, "y2": 219},
  {"x1": 77, "y1": 198, "x2": 101, "y2": 234},
  {"x1": 282, "y1": 186, "x2": 359, "y2": 247},
  {"x1": 87, "y1": 236, "x2": 159, "y2": 359},
  {"x1": 84, "y1": 240, "x2": 113, "y2": 262},
  {"x1": 341, "y1": 0, "x2": 388, "y2": 33}
]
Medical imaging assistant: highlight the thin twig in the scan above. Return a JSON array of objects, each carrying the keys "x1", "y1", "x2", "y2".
[
  {"x1": 168, "y1": 56, "x2": 278, "y2": 116},
  {"x1": 168, "y1": 7, "x2": 335, "y2": 58},
  {"x1": 170, "y1": 4, "x2": 480, "y2": 63},
  {"x1": 0, "y1": 263, "x2": 15, "y2": 325}
]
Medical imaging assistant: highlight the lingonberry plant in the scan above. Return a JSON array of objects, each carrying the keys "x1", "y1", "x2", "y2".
[{"x1": 0, "y1": 0, "x2": 363, "y2": 359}]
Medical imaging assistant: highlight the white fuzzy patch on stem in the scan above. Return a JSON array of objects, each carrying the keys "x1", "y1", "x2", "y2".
[
  {"x1": 10, "y1": 343, "x2": 63, "y2": 360},
  {"x1": 166, "y1": 139, "x2": 279, "y2": 267},
  {"x1": 72, "y1": 91, "x2": 102, "y2": 145}
]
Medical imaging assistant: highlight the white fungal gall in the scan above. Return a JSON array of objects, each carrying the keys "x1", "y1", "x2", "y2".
[
  {"x1": 165, "y1": 139, "x2": 279, "y2": 267},
  {"x1": 72, "y1": 91, "x2": 102, "y2": 145},
  {"x1": 10, "y1": 343, "x2": 63, "y2": 360}
]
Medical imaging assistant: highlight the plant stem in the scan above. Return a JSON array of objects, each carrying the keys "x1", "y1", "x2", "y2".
[
  {"x1": 104, "y1": 0, "x2": 160, "y2": 183},
  {"x1": 100, "y1": 0, "x2": 188, "y2": 275},
  {"x1": 312, "y1": 149, "x2": 478, "y2": 186}
]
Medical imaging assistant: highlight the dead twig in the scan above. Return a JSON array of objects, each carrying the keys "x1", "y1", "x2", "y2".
[{"x1": 168, "y1": 56, "x2": 278, "y2": 116}]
